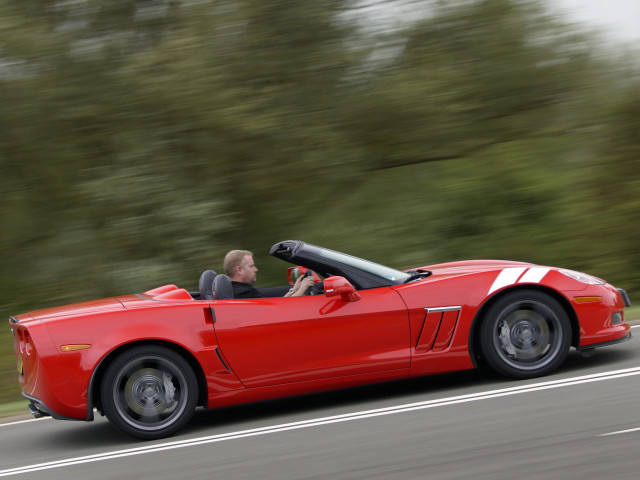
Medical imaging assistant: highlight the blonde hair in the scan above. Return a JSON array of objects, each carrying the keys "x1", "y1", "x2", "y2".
[{"x1": 224, "y1": 250, "x2": 253, "y2": 276}]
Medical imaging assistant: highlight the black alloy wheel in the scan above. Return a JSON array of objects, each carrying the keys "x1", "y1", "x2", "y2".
[
  {"x1": 480, "y1": 290, "x2": 571, "y2": 379},
  {"x1": 100, "y1": 345, "x2": 198, "y2": 440}
]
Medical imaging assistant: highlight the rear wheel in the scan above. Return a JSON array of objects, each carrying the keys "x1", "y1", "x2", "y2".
[
  {"x1": 480, "y1": 290, "x2": 571, "y2": 379},
  {"x1": 100, "y1": 345, "x2": 198, "y2": 439}
]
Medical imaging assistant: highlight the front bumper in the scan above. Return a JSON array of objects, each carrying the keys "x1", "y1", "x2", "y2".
[{"x1": 577, "y1": 332, "x2": 632, "y2": 352}]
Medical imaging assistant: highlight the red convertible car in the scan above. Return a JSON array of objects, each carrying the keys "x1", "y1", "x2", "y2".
[{"x1": 10, "y1": 240, "x2": 632, "y2": 439}]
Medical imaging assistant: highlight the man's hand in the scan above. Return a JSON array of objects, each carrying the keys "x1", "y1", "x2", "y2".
[{"x1": 289, "y1": 275, "x2": 315, "y2": 297}]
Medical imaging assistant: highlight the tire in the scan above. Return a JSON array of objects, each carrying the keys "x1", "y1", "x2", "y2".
[
  {"x1": 100, "y1": 345, "x2": 198, "y2": 440},
  {"x1": 479, "y1": 290, "x2": 571, "y2": 379}
]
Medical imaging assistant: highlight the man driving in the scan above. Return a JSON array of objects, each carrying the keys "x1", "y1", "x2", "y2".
[{"x1": 224, "y1": 250, "x2": 314, "y2": 299}]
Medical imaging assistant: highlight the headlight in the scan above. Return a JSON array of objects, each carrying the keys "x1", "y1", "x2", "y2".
[{"x1": 559, "y1": 269, "x2": 605, "y2": 285}]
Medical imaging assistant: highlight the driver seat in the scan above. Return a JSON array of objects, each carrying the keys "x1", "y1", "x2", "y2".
[{"x1": 213, "y1": 274, "x2": 234, "y2": 300}]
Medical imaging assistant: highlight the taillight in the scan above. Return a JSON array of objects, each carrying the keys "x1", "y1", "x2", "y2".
[
  {"x1": 17, "y1": 329, "x2": 24, "y2": 353},
  {"x1": 23, "y1": 330, "x2": 33, "y2": 355},
  {"x1": 16, "y1": 328, "x2": 33, "y2": 355}
]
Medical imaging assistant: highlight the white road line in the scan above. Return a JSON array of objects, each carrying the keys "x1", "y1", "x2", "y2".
[
  {"x1": 600, "y1": 426, "x2": 640, "y2": 437},
  {"x1": 0, "y1": 417, "x2": 49, "y2": 428},
  {"x1": 2, "y1": 365, "x2": 640, "y2": 477}
]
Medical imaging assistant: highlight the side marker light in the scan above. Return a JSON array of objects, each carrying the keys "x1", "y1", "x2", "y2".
[
  {"x1": 60, "y1": 344, "x2": 92, "y2": 352},
  {"x1": 573, "y1": 296, "x2": 603, "y2": 303}
]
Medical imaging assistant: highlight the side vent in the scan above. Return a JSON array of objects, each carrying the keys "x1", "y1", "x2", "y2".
[{"x1": 415, "y1": 307, "x2": 461, "y2": 354}]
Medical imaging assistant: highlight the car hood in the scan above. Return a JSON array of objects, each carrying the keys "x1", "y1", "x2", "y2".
[{"x1": 413, "y1": 259, "x2": 534, "y2": 278}]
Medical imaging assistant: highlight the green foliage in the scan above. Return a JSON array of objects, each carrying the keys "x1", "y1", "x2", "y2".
[
  {"x1": 1, "y1": 0, "x2": 639, "y2": 407},
  {"x1": 340, "y1": 0, "x2": 594, "y2": 170},
  {"x1": 578, "y1": 82, "x2": 640, "y2": 289}
]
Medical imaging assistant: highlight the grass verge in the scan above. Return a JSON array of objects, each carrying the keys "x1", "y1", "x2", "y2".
[{"x1": 0, "y1": 401, "x2": 29, "y2": 420}]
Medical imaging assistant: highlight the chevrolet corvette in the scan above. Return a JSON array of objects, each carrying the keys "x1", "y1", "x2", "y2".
[{"x1": 10, "y1": 240, "x2": 632, "y2": 439}]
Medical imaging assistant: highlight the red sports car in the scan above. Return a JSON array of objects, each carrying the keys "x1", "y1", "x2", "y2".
[{"x1": 10, "y1": 240, "x2": 632, "y2": 439}]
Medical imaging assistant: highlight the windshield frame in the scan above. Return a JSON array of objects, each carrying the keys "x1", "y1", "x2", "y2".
[
  {"x1": 315, "y1": 248, "x2": 410, "y2": 283},
  {"x1": 271, "y1": 240, "x2": 411, "y2": 289}
]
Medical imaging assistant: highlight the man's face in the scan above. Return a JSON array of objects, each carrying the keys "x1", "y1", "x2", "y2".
[{"x1": 238, "y1": 254, "x2": 258, "y2": 284}]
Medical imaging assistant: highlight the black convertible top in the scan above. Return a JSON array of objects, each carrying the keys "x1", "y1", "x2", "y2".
[{"x1": 269, "y1": 240, "x2": 409, "y2": 290}]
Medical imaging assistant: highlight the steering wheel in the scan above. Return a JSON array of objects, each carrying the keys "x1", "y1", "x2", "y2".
[{"x1": 302, "y1": 269, "x2": 324, "y2": 295}]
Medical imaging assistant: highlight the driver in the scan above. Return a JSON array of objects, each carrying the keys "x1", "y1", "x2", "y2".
[{"x1": 224, "y1": 250, "x2": 314, "y2": 299}]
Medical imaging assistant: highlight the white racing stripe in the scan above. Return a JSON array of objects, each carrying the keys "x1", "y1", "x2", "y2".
[
  {"x1": 518, "y1": 267, "x2": 551, "y2": 284},
  {"x1": 487, "y1": 266, "x2": 554, "y2": 295},
  {"x1": 488, "y1": 267, "x2": 527, "y2": 294},
  {"x1": 2, "y1": 366, "x2": 640, "y2": 477}
]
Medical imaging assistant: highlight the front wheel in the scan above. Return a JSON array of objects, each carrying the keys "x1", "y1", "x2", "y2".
[
  {"x1": 100, "y1": 345, "x2": 198, "y2": 440},
  {"x1": 479, "y1": 290, "x2": 571, "y2": 379}
]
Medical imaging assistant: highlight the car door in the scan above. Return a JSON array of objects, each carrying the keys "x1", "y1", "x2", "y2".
[{"x1": 212, "y1": 287, "x2": 410, "y2": 387}]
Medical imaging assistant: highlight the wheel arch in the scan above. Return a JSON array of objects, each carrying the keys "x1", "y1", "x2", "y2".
[
  {"x1": 468, "y1": 284, "x2": 580, "y2": 367},
  {"x1": 87, "y1": 340, "x2": 208, "y2": 420}
]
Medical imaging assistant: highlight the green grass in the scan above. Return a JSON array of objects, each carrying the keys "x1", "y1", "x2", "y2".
[
  {"x1": 0, "y1": 401, "x2": 29, "y2": 420},
  {"x1": 626, "y1": 305, "x2": 640, "y2": 323}
]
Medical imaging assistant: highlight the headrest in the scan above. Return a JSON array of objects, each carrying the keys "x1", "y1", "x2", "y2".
[{"x1": 213, "y1": 274, "x2": 234, "y2": 300}]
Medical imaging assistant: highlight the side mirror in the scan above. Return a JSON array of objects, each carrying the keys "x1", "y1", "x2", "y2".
[
  {"x1": 288, "y1": 267, "x2": 302, "y2": 284},
  {"x1": 324, "y1": 276, "x2": 361, "y2": 302}
]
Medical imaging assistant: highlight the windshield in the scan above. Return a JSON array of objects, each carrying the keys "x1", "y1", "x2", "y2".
[{"x1": 317, "y1": 248, "x2": 409, "y2": 283}]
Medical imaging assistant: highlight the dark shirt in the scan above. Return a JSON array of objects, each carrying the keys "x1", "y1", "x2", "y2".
[{"x1": 231, "y1": 281, "x2": 262, "y2": 299}]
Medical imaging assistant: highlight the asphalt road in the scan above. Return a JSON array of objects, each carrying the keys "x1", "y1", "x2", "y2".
[{"x1": 2, "y1": 326, "x2": 639, "y2": 480}]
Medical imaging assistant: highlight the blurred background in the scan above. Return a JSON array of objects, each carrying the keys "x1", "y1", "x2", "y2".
[{"x1": 1, "y1": 0, "x2": 638, "y2": 405}]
